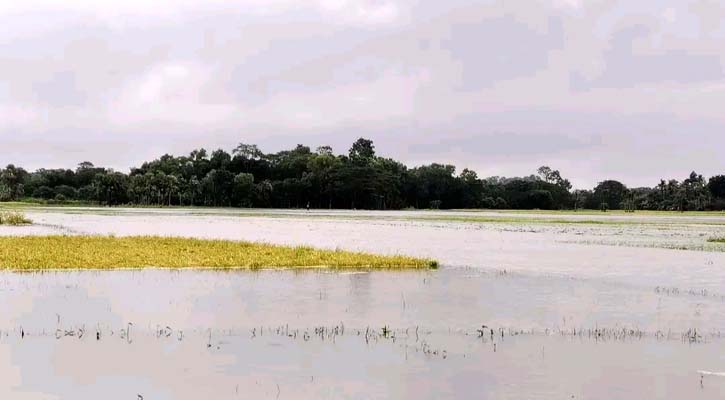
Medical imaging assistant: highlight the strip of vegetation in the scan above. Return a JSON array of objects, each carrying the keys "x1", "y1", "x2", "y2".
[
  {"x1": 708, "y1": 237, "x2": 725, "y2": 243},
  {"x1": 0, "y1": 206, "x2": 643, "y2": 225},
  {"x1": 1, "y1": 139, "x2": 724, "y2": 212},
  {"x1": 4, "y1": 204, "x2": 723, "y2": 227},
  {"x1": 0, "y1": 211, "x2": 32, "y2": 225},
  {"x1": 0, "y1": 236, "x2": 437, "y2": 270},
  {"x1": 452, "y1": 208, "x2": 725, "y2": 216},
  {"x1": 410, "y1": 215, "x2": 725, "y2": 226}
]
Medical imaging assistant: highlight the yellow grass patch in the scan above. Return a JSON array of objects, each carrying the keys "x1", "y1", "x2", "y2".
[{"x1": 0, "y1": 235, "x2": 437, "y2": 270}]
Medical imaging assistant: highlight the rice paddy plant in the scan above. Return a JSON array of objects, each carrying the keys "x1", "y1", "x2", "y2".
[
  {"x1": 0, "y1": 211, "x2": 32, "y2": 225},
  {"x1": 0, "y1": 235, "x2": 438, "y2": 270}
]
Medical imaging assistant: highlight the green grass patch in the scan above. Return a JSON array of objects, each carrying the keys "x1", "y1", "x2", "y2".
[
  {"x1": 708, "y1": 237, "x2": 725, "y2": 244},
  {"x1": 0, "y1": 236, "x2": 437, "y2": 271},
  {"x1": 0, "y1": 211, "x2": 32, "y2": 225}
]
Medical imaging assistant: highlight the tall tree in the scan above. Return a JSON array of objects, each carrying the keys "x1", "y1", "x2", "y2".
[
  {"x1": 349, "y1": 138, "x2": 375, "y2": 164},
  {"x1": 590, "y1": 180, "x2": 628, "y2": 210}
]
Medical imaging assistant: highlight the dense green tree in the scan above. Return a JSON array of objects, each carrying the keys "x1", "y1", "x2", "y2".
[
  {"x1": 94, "y1": 172, "x2": 129, "y2": 205},
  {"x1": 709, "y1": 175, "x2": 725, "y2": 199},
  {"x1": 233, "y1": 173, "x2": 255, "y2": 207},
  {"x1": 202, "y1": 169, "x2": 235, "y2": 206},
  {"x1": 527, "y1": 190, "x2": 555, "y2": 209},
  {"x1": 307, "y1": 149, "x2": 341, "y2": 208},
  {"x1": 253, "y1": 180, "x2": 274, "y2": 207},
  {"x1": 55, "y1": 185, "x2": 78, "y2": 199},
  {"x1": 2, "y1": 138, "x2": 722, "y2": 211},
  {"x1": 233, "y1": 143, "x2": 263, "y2": 160},
  {"x1": 77, "y1": 185, "x2": 95, "y2": 201},
  {"x1": 537, "y1": 165, "x2": 572, "y2": 191},
  {"x1": 682, "y1": 171, "x2": 707, "y2": 211},
  {"x1": 76, "y1": 162, "x2": 106, "y2": 187},
  {"x1": 408, "y1": 164, "x2": 459, "y2": 209},
  {"x1": 33, "y1": 186, "x2": 55, "y2": 199},
  {"x1": 588, "y1": 180, "x2": 628, "y2": 210},
  {"x1": 349, "y1": 138, "x2": 375, "y2": 163},
  {"x1": 0, "y1": 164, "x2": 28, "y2": 201}
]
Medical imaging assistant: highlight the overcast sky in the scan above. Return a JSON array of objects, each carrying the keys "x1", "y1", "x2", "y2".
[{"x1": 1, "y1": 0, "x2": 724, "y2": 188}]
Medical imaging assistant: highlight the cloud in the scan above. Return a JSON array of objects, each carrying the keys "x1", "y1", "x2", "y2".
[
  {"x1": 442, "y1": 14, "x2": 564, "y2": 89},
  {"x1": 0, "y1": 105, "x2": 40, "y2": 128},
  {"x1": 0, "y1": 0, "x2": 407, "y2": 27},
  {"x1": 1, "y1": 0, "x2": 724, "y2": 187},
  {"x1": 571, "y1": 24, "x2": 723, "y2": 89},
  {"x1": 316, "y1": 0, "x2": 403, "y2": 25},
  {"x1": 110, "y1": 61, "x2": 237, "y2": 125}
]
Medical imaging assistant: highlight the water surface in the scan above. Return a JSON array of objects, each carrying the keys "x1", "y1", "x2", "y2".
[{"x1": 1, "y1": 208, "x2": 724, "y2": 399}]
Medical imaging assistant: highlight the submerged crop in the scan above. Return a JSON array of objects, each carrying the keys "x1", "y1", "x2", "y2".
[
  {"x1": 0, "y1": 236, "x2": 437, "y2": 270},
  {"x1": 0, "y1": 212, "x2": 32, "y2": 225},
  {"x1": 708, "y1": 237, "x2": 725, "y2": 243}
]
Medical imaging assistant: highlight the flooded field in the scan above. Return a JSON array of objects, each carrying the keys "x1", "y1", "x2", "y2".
[{"x1": 1, "y1": 208, "x2": 725, "y2": 399}]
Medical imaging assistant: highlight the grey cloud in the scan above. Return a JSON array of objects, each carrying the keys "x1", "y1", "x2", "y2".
[
  {"x1": 0, "y1": 0, "x2": 724, "y2": 188},
  {"x1": 572, "y1": 24, "x2": 723, "y2": 90},
  {"x1": 32, "y1": 71, "x2": 87, "y2": 106},
  {"x1": 442, "y1": 15, "x2": 564, "y2": 89},
  {"x1": 239, "y1": 3, "x2": 566, "y2": 97}
]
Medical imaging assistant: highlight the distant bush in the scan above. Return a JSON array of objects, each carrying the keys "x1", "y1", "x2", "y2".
[
  {"x1": 33, "y1": 186, "x2": 55, "y2": 199},
  {"x1": 526, "y1": 190, "x2": 554, "y2": 210},
  {"x1": 706, "y1": 198, "x2": 725, "y2": 211},
  {"x1": 77, "y1": 185, "x2": 95, "y2": 201},
  {"x1": 494, "y1": 197, "x2": 508, "y2": 209},
  {"x1": 54, "y1": 185, "x2": 78, "y2": 199}
]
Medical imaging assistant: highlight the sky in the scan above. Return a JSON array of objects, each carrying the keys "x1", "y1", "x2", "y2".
[{"x1": 1, "y1": 0, "x2": 724, "y2": 189}]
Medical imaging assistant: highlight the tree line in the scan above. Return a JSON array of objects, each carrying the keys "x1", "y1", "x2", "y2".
[{"x1": 1, "y1": 138, "x2": 724, "y2": 211}]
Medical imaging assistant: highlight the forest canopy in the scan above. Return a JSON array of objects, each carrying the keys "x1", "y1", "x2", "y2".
[{"x1": 1, "y1": 138, "x2": 723, "y2": 211}]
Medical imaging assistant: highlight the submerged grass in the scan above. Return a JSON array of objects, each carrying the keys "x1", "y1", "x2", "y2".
[
  {"x1": 412, "y1": 215, "x2": 615, "y2": 225},
  {"x1": 708, "y1": 237, "x2": 725, "y2": 243},
  {"x1": 0, "y1": 235, "x2": 437, "y2": 270},
  {"x1": 410, "y1": 214, "x2": 725, "y2": 226},
  {"x1": 0, "y1": 211, "x2": 32, "y2": 225},
  {"x1": 452, "y1": 208, "x2": 725, "y2": 216},
  {"x1": 6, "y1": 204, "x2": 724, "y2": 227}
]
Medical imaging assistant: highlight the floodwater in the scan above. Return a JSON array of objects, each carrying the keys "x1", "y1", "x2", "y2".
[{"x1": 1, "y1": 208, "x2": 725, "y2": 399}]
